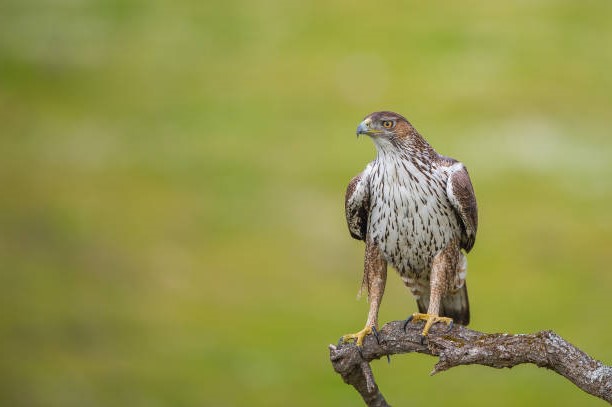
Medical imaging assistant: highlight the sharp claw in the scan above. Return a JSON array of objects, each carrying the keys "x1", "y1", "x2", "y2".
[
  {"x1": 420, "y1": 335, "x2": 426, "y2": 345},
  {"x1": 402, "y1": 315, "x2": 414, "y2": 332},
  {"x1": 371, "y1": 325, "x2": 381, "y2": 345},
  {"x1": 357, "y1": 346, "x2": 364, "y2": 359},
  {"x1": 386, "y1": 354, "x2": 391, "y2": 364},
  {"x1": 447, "y1": 320, "x2": 454, "y2": 332},
  {"x1": 340, "y1": 325, "x2": 373, "y2": 348}
]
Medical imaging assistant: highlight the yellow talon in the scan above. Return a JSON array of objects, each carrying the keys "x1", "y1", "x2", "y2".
[
  {"x1": 341, "y1": 325, "x2": 373, "y2": 347},
  {"x1": 407, "y1": 313, "x2": 453, "y2": 337}
]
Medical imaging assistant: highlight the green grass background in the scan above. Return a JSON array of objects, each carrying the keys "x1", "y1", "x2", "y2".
[{"x1": 1, "y1": 0, "x2": 611, "y2": 406}]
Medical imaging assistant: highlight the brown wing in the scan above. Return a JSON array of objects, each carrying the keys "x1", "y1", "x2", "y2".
[
  {"x1": 345, "y1": 170, "x2": 370, "y2": 241},
  {"x1": 447, "y1": 164, "x2": 478, "y2": 252}
]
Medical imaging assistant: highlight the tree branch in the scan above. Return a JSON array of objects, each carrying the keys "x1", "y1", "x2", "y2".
[{"x1": 329, "y1": 320, "x2": 612, "y2": 406}]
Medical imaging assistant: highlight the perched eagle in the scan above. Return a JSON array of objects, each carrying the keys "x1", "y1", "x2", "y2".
[{"x1": 342, "y1": 111, "x2": 478, "y2": 346}]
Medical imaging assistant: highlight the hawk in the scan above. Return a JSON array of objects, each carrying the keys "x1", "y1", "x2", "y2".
[{"x1": 342, "y1": 111, "x2": 478, "y2": 346}]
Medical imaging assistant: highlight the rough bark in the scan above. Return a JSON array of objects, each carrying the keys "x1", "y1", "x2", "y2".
[{"x1": 329, "y1": 320, "x2": 612, "y2": 406}]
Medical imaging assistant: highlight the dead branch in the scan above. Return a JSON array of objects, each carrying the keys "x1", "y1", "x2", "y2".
[{"x1": 329, "y1": 320, "x2": 612, "y2": 406}]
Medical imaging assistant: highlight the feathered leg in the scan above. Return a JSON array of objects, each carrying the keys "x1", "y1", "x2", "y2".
[
  {"x1": 342, "y1": 240, "x2": 387, "y2": 347},
  {"x1": 405, "y1": 242, "x2": 460, "y2": 338}
]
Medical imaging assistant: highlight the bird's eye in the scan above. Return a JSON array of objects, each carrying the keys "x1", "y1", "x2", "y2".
[{"x1": 382, "y1": 120, "x2": 393, "y2": 129}]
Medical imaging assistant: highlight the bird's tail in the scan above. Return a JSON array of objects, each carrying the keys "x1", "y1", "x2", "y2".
[{"x1": 416, "y1": 283, "x2": 470, "y2": 326}]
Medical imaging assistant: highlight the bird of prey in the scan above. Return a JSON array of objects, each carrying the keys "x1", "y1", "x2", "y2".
[{"x1": 342, "y1": 111, "x2": 478, "y2": 346}]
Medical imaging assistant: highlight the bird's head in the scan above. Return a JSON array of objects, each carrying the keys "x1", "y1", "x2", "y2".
[{"x1": 356, "y1": 111, "x2": 421, "y2": 152}]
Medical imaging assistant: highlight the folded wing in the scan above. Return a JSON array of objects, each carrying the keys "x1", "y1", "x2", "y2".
[
  {"x1": 446, "y1": 163, "x2": 478, "y2": 252},
  {"x1": 345, "y1": 166, "x2": 372, "y2": 241}
]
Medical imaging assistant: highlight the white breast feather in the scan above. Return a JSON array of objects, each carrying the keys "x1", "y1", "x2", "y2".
[{"x1": 368, "y1": 154, "x2": 462, "y2": 276}]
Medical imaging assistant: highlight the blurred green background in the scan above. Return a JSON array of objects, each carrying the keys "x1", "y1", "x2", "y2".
[{"x1": 1, "y1": 0, "x2": 611, "y2": 406}]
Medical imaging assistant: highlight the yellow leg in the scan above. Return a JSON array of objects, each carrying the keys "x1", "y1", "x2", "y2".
[
  {"x1": 342, "y1": 241, "x2": 386, "y2": 348},
  {"x1": 405, "y1": 313, "x2": 453, "y2": 337},
  {"x1": 404, "y1": 242, "x2": 457, "y2": 338},
  {"x1": 341, "y1": 325, "x2": 374, "y2": 347}
]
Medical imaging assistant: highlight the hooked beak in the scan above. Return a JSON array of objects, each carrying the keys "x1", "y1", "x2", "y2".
[
  {"x1": 356, "y1": 118, "x2": 381, "y2": 138},
  {"x1": 356, "y1": 120, "x2": 369, "y2": 137}
]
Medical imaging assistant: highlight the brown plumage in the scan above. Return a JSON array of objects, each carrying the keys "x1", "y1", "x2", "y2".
[{"x1": 342, "y1": 111, "x2": 478, "y2": 345}]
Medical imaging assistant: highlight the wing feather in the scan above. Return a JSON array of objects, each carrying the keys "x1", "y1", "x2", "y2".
[
  {"x1": 345, "y1": 166, "x2": 371, "y2": 241},
  {"x1": 446, "y1": 163, "x2": 478, "y2": 252}
]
